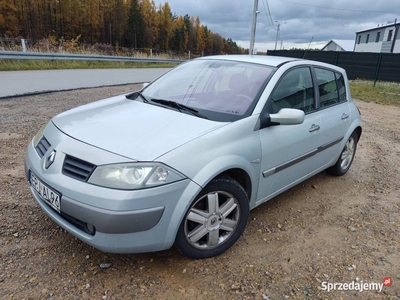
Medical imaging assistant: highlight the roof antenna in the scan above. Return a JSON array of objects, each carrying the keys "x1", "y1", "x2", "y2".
[
  {"x1": 307, "y1": 36, "x2": 314, "y2": 50},
  {"x1": 302, "y1": 36, "x2": 314, "y2": 59}
]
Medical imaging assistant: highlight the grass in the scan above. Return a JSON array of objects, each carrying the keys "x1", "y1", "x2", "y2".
[
  {"x1": 0, "y1": 59, "x2": 179, "y2": 71},
  {"x1": 350, "y1": 80, "x2": 400, "y2": 106}
]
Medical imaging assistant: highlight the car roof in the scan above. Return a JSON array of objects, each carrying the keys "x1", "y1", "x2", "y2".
[
  {"x1": 196, "y1": 54, "x2": 346, "y2": 74},
  {"x1": 196, "y1": 55, "x2": 300, "y2": 67}
]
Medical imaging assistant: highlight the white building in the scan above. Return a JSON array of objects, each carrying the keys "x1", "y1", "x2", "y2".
[
  {"x1": 321, "y1": 39, "x2": 355, "y2": 51},
  {"x1": 354, "y1": 21, "x2": 400, "y2": 53}
]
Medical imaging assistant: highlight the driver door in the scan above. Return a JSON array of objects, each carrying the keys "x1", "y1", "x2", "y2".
[{"x1": 256, "y1": 67, "x2": 321, "y2": 204}]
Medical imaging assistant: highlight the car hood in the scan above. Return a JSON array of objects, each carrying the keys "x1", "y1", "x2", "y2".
[{"x1": 52, "y1": 95, "x2": 226, "y2": 161}]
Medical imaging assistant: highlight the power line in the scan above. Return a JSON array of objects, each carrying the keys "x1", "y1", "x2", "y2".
[
  {"x1": 261, "y1": 0, "x2": 276, "y2": 30},
  {"x1": 275, "y1": 0, "x2": 396, "y2": 14}
]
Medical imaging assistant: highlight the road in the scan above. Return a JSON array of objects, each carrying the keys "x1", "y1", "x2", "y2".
[{"x1": 0, "y1": 68, "x2": 170, "y2": 98}]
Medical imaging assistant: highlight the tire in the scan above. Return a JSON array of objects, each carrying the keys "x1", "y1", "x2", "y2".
[
  {"x1": 327, "y1": 131, "x2": 359, "y2": 176},
  {"x1": 175, "y1": 178, "x2": 249, "y2": 259}
]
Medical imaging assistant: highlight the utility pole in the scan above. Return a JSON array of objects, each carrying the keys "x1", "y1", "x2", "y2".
[
  {"x1": 274, "y1": 21, "x2": 281, "y2": 51},
  {"x1": 274, "y1": 21, "x2": 286, "y2": 51},
  {"x1": 249, "y1": 0, "x2": 259, "y2": 55}
]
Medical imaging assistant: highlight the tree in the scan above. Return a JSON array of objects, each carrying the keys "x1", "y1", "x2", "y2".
[
  {"x1": 86, "y1": 0, "x2": 101, "y2": 44},
  {"x1": 3, "y1": 0, "x2": 247, "y2": 54},
  {"x1": 140, "y1": 0, "x2": 159, "y2": 48},
  {"x1": 157, "y1": 2, "x2": 172, "y2": 51},
  {"x1": 111, "y1": 0, "x2": 127, "y2": 46},
  {"x1": 170, "y1": 15, "x2": 188, "y2": 53},
  {"x1": 196, "y1": 24, "x2": 206, "y2": 55},
  {"x1": 0, "y1": 0, "x2": 19, "y2": 36},
  {"x1": 127, "y1": 0, "x2": 145, "y2": 48},
  {"x1": 204, "y1": 26, "x2": 215, "y2": 55}
]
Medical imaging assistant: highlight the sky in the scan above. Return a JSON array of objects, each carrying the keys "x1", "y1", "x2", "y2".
[{"x1": 156, "y1": 0, "x2": 398, "y2": 52}]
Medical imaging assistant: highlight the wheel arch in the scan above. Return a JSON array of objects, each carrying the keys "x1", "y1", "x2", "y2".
[
  {"x1": 188, "y1": 154, "x2": 258, "y2": 205},
  {"x1": 353, "y1": 126, "x2": 362, "y2": 142},
  {"x1": 214, "y1": 168, "x2": 252, "y2": 202}
]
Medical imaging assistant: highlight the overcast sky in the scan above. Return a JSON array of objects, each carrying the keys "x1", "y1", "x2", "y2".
[{"x1": 156, "y1": 0, "x2": 398, "y2": 51}]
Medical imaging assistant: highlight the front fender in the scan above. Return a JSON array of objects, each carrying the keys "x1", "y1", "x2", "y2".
[
  {"x1": 190, "y1": 154, "x2": 259, "y2": 201},
  {"x1": 158, "y1": 115, "x2": 263, "y2": 210}
]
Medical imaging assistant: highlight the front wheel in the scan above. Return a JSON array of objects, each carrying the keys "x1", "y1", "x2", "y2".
[
  {"x1": 327, "y1": 131, "x2": 359, "y2": 176},
  {"x1": 175, "y1": 178, "x2": 249, "y2": 259}
]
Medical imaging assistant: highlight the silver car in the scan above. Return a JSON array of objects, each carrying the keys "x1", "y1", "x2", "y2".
[{"x1": 25, "y1": 55, "x2": 362, "y2": 258}]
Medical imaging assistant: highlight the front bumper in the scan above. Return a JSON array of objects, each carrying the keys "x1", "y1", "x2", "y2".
[{"x1": 24, "y1": 123, "x2": 202, "y2": 253}]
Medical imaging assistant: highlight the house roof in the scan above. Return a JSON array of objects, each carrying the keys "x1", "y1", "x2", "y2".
[
  {"x1": 356, "y1": 22, "x2": 399, "y2": 34},
  {"x1": 321, "y1": 39, "x2": 355, "y2": 52}
]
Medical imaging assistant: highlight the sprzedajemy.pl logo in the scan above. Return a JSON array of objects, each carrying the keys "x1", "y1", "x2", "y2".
[{"x1": 321, "y1": 277, "x2": 392, "y2": 293}]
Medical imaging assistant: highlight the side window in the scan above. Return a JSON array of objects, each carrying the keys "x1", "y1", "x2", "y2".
[
  {"x1": 271, "y1": 67, "x2": 314, "y2": 114},
  {"x1": 376, "y1": 32, "x2": 381, "y2": 43},
  {"x1": 388, "y1": 30, "x2": 393, "y2": 41},
  {"x1": 315, "y1": 68, "x2": 347, "y2": 108},
  {"x1": 336, "y1": 72, "x2": 347, "y2": 102}
]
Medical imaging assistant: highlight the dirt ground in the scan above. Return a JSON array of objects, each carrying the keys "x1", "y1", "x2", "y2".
[{"x1": 0, "y1": 85, "x2": 399, "y2": 300}]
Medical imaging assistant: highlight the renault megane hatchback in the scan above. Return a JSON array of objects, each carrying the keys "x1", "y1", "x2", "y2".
[{"x1": 25, "y1": 55, "x2": 362, "y2": 258}]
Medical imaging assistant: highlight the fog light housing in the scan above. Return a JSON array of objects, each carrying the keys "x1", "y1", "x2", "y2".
[{"x1": 86, "y1": 223, "x2": 95, "y2": 235}]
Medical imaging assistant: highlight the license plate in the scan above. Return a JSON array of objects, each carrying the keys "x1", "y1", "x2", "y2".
[{"x1": 30, "y1": 171, "x2": 61, "y2": 213}]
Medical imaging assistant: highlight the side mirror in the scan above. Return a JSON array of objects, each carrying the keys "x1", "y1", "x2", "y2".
[
  {"x1": 141, "y1": 82, "x2": 150, "y2": 89},
  {"x1": 270, "y1": 108, "x2": 305, "y2": 125}
]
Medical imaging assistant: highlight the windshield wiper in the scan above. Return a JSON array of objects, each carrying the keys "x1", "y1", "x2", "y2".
[
  {"x1": 151, "y1": 99, "x2": 208, "y2": 119},
  {"x1": 126, "y1": 91, "x2": 148, "y2": 103}
]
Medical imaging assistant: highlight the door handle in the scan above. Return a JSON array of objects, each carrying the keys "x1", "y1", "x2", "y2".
[
  {"x1": 309, "y1": 124, "x2": 320, "y2": 132},
  {"x1": 341, "y1": 113, "x2": 349, "y2": 120}
]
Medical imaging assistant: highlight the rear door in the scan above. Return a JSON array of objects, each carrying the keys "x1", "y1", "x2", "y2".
[{"x1": 313, "y1": 68, "x2": 351, "y2": 169}]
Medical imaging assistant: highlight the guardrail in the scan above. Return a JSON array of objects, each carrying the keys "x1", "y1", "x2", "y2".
[{"x1": 0, "y1": 51, "x2": 185, "y2": 63}]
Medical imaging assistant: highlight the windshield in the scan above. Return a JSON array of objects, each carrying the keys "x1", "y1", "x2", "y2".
[{"x1": 142, "y1": 59, "x2": 275, "y2": 122}]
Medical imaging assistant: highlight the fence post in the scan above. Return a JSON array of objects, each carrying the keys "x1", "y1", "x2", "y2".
[
  {"x1": 21, "y1": 39, "x2": 27, "y2": 52},
  {"x1": 373, "y1": 53, "x2": 383, "y2": 87},
  {"x1": 334, "y1": 51, "x2": 339, "y2": 65}
]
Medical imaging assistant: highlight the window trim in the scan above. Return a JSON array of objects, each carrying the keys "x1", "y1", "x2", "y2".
[
  {"x1": 267, "y1": 65, "x2": 317, "y2": 115},
  {"x1": 311, "y1": 66, "x2": 348, "y2": 110}
]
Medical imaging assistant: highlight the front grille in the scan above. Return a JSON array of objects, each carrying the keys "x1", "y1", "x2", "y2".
[
  {"x1": 35, "y1": 136, "x2": 51, "y2": 158},
  {"x1": 62, "y1": 155, "x2": 96, "y2": 182}
]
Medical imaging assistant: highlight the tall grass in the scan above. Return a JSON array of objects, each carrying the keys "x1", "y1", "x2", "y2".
[{"x1": 350, "y1": 80, "x2": 400, "y2": 106}]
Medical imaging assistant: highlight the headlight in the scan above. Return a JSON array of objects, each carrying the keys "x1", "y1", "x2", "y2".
[
  {"x1": 87, "y1": 163, "x2": 186, "y2": 190},
  {"x1": 33, "y1": 121, "x2": 49, "y2": 147}
]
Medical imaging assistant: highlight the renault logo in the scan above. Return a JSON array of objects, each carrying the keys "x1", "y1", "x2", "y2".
[{"x1": 45, "y1": 150, "x2": 56, "y2": 169}]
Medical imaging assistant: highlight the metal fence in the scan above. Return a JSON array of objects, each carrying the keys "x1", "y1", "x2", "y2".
[
  {"x1": 0, "y1": 51, "x2": 185, "y2": 64},
  {"x1": 268, "y1": 50, "x2": 400, "y2": 84}
]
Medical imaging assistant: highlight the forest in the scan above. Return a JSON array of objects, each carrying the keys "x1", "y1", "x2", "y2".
[{"x1": 0, "y1": 0, "x2": 247, "y2": 56}]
